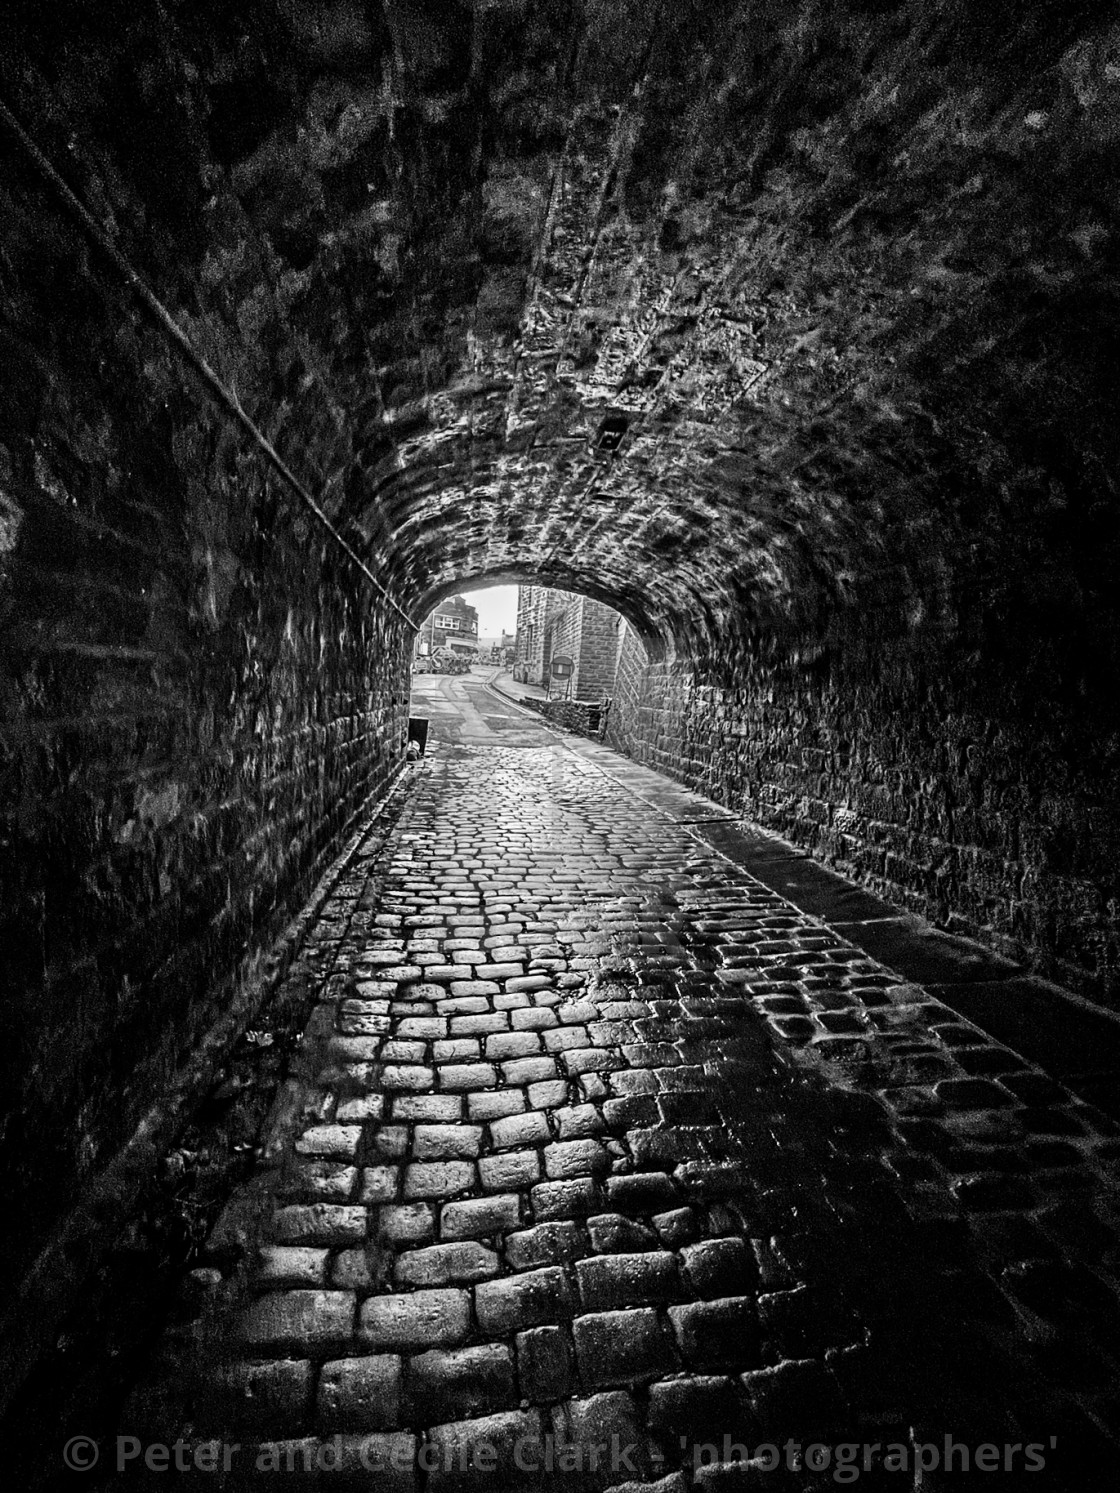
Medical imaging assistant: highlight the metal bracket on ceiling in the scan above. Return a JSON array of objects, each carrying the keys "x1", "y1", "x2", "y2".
[{"x1": 593, "y1": 414, "x2": 629, "y2": 453}]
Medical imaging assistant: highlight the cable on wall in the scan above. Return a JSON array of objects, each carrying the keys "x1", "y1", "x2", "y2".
[{"x1": 0, "y1": 95, "x2": 420, "y2": 632}]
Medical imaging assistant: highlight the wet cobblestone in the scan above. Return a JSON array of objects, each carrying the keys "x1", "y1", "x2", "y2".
[{"x1": 126, "y1": 736, "x2": 1120, "y2": 1488}]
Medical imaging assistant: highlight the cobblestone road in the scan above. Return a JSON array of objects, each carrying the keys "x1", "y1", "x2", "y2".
[{"x1": 127, "y1": 681, "x2": 1120, "y2": 1489}]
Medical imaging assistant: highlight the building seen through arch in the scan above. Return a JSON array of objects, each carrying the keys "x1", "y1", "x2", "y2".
[
  {"x1": 513, "y1": 586, "x2": 624, "y2": 702},
  {"x1": 416, "y1": 594, "x2": 480, "y2": 659}
]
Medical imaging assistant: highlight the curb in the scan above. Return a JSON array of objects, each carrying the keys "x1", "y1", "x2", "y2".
[{"x1": 483, "y1": 672, "x2": 571, "y2": 739}]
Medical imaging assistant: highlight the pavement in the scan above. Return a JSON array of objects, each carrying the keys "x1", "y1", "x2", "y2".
[
  {"x1": 121, "y1": 672, "x2": 1120, "y2": 1488},
  {"x1": 487, "y1": 670, "x2": 549, "y2": 706}
]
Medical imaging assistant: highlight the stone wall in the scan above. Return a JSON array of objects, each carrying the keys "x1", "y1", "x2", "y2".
[
  {"x1": 514, "y1": 587, "x2": 549, "y2": 685},
  {"x1": 514, "y1": 586, "x2": 622, "y2": 700},
  {"x1": 574, "y1": 599, "x2": 622, "y2": 701},
  {"x1": 607, "y1": 628, "x2": 1120, "y2": 1009},
  {"x1": 0, "y1": 72, "x2": 411, "y2": 1296},
  {"x1": 544, "y1": 591, "x2": 583, "y2": 693},
  {"x1": 516, "y1": 695, "x2": 603, "y2": 739}
]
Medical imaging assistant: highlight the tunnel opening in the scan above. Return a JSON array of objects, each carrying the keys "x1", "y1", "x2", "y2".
[{"x1": 408, "y1": 581, "x2": 636, "y2": 753}]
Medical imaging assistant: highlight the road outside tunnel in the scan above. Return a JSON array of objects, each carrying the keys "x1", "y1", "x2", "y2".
[{"x1": 411, "y1": 668, "x2": 556, "y2": 752}]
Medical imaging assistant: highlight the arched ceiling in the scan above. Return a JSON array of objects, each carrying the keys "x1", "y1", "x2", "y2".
[{"x1": 7, "y1": 0, "x2": 1120, "y2": 655}]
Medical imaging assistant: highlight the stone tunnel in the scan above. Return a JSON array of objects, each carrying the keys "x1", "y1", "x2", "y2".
[{"x1": 2, "y1": 2, "x2": 1120, "y2": 1487}]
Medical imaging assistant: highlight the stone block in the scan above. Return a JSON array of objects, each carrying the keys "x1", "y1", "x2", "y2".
[
  {"x1": 434, "y1": 1039, "x2": 482, "y2": 1063},
  {"x1": 558, "y1": 1390, "x2": 652, "y2": 1482},
  {"x1": 572, "y1": 1309, "x2": 675, "y2": 1386},
  {"x1": 668, "y1": 1298, "x2": 760, "y2": 1371},
  {"x1": 528, "y1": 1080, "x2": 570, "y2": 1109},
  {"x1": 295, "y1": 1125, "x2": 363, "y2": 1158},
  {"x1": 413, "y1": 1124, "x2": 484, "y2": 1160},
  {"x1": 279, "y1": 1161, "x2": 358, "y2": 1202},
  {"x1": 272, "y1": 1205, "x2": 368, "y2": 1246},
  {"x1": 425, "y1": 1410, "x2": 544, "y2": 1491},
  {"x1": 651, "y1": 1209, "x2": 701, "y2": 1248},
  {"x1": 407, "y1": 1344, "x2": 516, "y2": 1422},
  {"x1": 562, "y1": 1047, "x2": 619, "y2": 1076},
  {"x1": 394, "y1": 1241, "x2": 500, "y2": 1286},
  {"x1": 680, "y1": 1238, "x2": 758, "y2": 1297},
  {"x1": 450, "y1": 980, "x2": 502, "y2": 999},
  {"x1": 403, "y1": 1161, "x2": 476, "y2": 1200},
  {"x1": 441, "y1": 1194, "x2": 521, "y2": 1239},
  {"x1": 479, "y1": 1151, "x2": 542, "y2": 1191},
  {"x1": 512, "y1": 1008, "x2": 558, "y2": 1031},
  {"x1": 468, "y1": 1090, "x2": 526, "y2": 1121},
  {"x1": 532, "y1": 1178, "x2": 601, "y2": 1220},
  {"x1": 317, "y1": 1356, "x2": 402, "y2": 1431},
  {"x1": 489, "y1": 1111, "x2": 551, "y2": 1149},
  {"x1": 397, "y1": 1016, "x2": 448, "y2": 1039},
  {"x1": 502, "y1": 1057, "x2": 559, "y2": 1085},
  {"x1": 377, "y1": 1202, "x2": 437, "y2": 1244},
  {"x1": 544, "y1": 1140, "x2": 611, "y2": 1179},
  {"x1": 331, "y1": 1246, "x2": 376, "y2": 1290},
  {"x1": 486, "y1": 1031, "x2": 542, "y2": 1060},
  {"x1": 554, "y1": 1104, "x2": 603, "y2": 1138},
  {"x1": 576, "y1": 1252, "x2": 681, "y2": 1310},
  {"x1": 360, "y1": 1289, "x2": 471, "y2": 1351},
  {"x1": 586, "y1": 1215, "x2": 659, "y2": 1254},
  {"x1": 647, "y1": 1376, "x2": 752, "y2": 1443},
  {"x1": 440, "y1": 1063, "x2": 499, "y2": 1091},
  {"x1": 360, "y1": 1166, "x2": 401, "y2": 1203},
  {"x1": 605, "y1": 1172, "x2": 681, "y2": 1212},
  {"x1": 505, "y1": 1222, "x2": 586, "y2": 1270},
  {"x1": 394, "y1": 1096, "x2": 463, "y2": 1123},
  {"x1": 239, "y1": 1290, "x2": 355, "y2": 1355},
  {"x1": 516, "y1": 1326, "x2": 574, "y2": 1402},
  {"x1": 332, "y1": 1432, "x2": 419, "y2": 1491},
  {"x1": 475, "y1": 1266, "x2": 575, "y2": 1333},
  {"x1": 219, "y1": 1360, "x2": 314, "y2": 1433},
  {"x1": 451, "y1": 1014, "x2": 509, "y2": 1036},
  {"x1": 255, "y1": 1246, "x2": 330, "y2": 1288},
  {"x1": 381, "y1": 1065, "x2": 437, "y2": 1092}
]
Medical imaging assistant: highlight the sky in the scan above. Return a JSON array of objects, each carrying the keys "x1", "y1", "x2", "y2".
[{"x1": 462, "y1": 584, "x2": 518, "y2": 637}]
